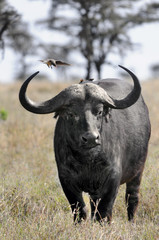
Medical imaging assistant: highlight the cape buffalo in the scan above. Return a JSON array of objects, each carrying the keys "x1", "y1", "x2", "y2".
[{"x1": 19, "y1": 65, "x2": 151, "y2": 223}]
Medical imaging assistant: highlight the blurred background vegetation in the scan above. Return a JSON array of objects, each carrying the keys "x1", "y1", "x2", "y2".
[{"x1": 0, "y1": 0, "x2": 159, "y2": 80}]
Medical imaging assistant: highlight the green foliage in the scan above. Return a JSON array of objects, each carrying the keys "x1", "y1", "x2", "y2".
[{"x1": 0, "y1": 108, "x2": 8, "y2": 120}]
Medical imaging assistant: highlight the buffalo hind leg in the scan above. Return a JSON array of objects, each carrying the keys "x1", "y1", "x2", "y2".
[
  {"x1": 125, "y1": 171, "x2": 143, "y2": 221},
  {"x1": 60, "y1": 179, "x2": 87, "y2": 223}
]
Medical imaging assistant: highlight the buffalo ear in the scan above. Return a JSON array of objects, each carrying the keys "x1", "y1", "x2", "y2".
[
  {"x1": 54, "y1": 112, "x2": 59, "y2": 118},
  {"x1": 53, "y1": 107, "x2": 68, "y2": 119}
]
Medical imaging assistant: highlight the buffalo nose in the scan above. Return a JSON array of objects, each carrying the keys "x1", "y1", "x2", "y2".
[{"x1": 81, "y1": 132, "x2": 100, "y2": 147}]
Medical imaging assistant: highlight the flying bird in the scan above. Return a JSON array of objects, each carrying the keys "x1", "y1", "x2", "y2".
[{"x1": 39, "y1": 59, "x2": 71, "y2": 68}]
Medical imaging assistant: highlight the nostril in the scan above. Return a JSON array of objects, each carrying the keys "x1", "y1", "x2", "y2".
[
  {"x1": 82, "y1": 136, "x2": 87, "y2": 143},
  {"x1": 95, "y1": 135, "x2": 100, "y2": 144},
  {"x1": 81, "y1": 133, "x2": 100, "y2": 146}
]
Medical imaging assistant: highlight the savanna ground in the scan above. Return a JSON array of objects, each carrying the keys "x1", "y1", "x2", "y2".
[{"x1": 0, "y1": 77, "x2": 159, "y2": 240}]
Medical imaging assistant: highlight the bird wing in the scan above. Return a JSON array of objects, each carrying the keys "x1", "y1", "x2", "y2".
[{"x1": 56, "y1": 60, "x2": 71, "y2": 66}]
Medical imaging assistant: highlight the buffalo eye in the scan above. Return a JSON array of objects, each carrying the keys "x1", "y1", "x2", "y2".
[
  {"x1": 96, "y1": 110, "x2": 103, "y2": 120},
  {"x1": 68, "y1": 112, "x2": 74, "y2": 118},
  {"x1": 97, "y1": 110, "x2": 103, "y2": 116},
  {"x1": 94, "y1": 107, "x2": 104, "y2": 117},
  {"x1": 93, "y1": 104, "x2": 104, "y2": 117}
]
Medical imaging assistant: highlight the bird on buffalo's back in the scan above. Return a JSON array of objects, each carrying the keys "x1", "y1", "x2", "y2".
[
  {"x1": 79, "y1": 78, "x2": 94, "y2": 83},
  {"x1": 39, "y1": 59, "x2": 71, "y2": 68}
]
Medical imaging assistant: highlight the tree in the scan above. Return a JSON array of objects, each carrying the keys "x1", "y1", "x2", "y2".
[
  {"x1": 9, "y1": 22, "x2": 35, "y2": 79},
  {"x1": 37, "y1": 0, "x2": 159, "y2": 79},
  {"x1": 0, "y1": 0, "x2": 35, "y2": 79},
  {"x1": 0, "y1": 0, "x2": 19, "y2": 57},
  {"x1": 151, "y1": 63, "x2": 159, "y2": 79}
]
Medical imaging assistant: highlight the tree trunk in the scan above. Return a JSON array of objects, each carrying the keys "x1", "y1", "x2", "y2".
[
  {"x1": 85, "y1": 59, "x2": 91, "y2": 79},
  {"x1": 95, "y1": 62, "x2": 102, "y2": 80},
  {"x1": 97, "y1": 66, "x2": 101, "y2": 80}
]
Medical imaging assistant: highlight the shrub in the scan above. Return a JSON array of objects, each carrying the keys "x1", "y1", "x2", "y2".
[{"x1": 0, "y1": 109, "x2": 8, "y2": 120}]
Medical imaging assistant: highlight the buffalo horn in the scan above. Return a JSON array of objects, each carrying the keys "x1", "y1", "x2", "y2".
[
  {"x1": 19, "y1": 71, "x2": 77, "y2": 114},
  {"x1": 109, "y1": 65, "x2": 141, "y2": 109}
]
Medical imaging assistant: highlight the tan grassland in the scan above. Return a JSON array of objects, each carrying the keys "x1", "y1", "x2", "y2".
[{"x1": 0, "y1": 78, "x2": 159, "y2": 239}]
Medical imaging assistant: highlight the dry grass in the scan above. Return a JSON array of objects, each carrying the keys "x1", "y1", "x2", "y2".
[{"x1": 0, "y1": 79, "x2": 159, "y2": 239}]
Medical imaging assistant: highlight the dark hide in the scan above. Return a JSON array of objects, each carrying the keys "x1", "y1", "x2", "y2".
[{"x1": 54, "y1": 78, "x2": 151, "y2": 223}]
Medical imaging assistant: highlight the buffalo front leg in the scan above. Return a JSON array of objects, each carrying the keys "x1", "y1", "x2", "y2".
[
  {"x1": 90, "y1": 182, "x2": 119, "y2": 223},
  {"x1": 60, "y1": 179, "x2": 87, "y2": 223},
  {"x1": 90, "y1": 196, "x2": 113, "y2": 223}
]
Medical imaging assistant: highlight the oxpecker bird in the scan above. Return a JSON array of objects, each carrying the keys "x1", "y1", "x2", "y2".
[{"x1": 39, "y1": 59, "x2": 71, "y2": 68}]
